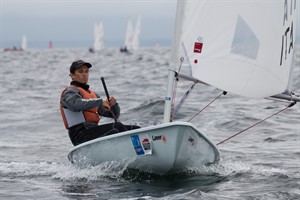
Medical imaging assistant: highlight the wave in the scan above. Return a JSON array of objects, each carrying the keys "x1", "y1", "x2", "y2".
[
  {"x1": 1, "y1": 156, "x2": 297, "y2": 200},
  {"x1": 0, "y1": 157, "x2": 290, "y2": 182}
]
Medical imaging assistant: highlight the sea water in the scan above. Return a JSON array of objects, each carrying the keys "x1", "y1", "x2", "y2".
[{"x1": 0, "y1": 47, "x2": 299, "y2": 200}]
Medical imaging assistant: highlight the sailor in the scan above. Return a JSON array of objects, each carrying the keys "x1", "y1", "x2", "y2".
[{"x1": 60, "y1": 60, "x2": 140, "y2": 146}]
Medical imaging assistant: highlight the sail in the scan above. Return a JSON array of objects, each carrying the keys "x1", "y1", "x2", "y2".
[
  {"x1": 21, "y1": 35, "x2": 27, "y2": 50},
  {"x1": 172, "y1": 0, "x2": 298, "y2": 98},
  {"x1": 132, "y1": 16, "x2": 141, "y2": 50},
  {"x1": 93, "y1": 21, "x2": 104, "y2": 51},
  {"x1": 124, "y1": 19, "x2": 134, "y2": 50}
]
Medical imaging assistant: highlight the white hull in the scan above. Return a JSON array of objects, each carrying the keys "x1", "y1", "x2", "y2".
[{"x1": 68, "y1": 122, "x2": 220, "y2": 175}]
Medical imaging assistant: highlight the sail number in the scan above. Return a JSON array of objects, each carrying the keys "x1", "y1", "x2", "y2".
[{"x1": 280, "y1": 0, "x2": 296, "y2": 66}]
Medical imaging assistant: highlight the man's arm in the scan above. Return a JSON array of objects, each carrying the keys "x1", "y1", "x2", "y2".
[{"x1": 61, "y1": 87, "x2": 103, "y2": 112}]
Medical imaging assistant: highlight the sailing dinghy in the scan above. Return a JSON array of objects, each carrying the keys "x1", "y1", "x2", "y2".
[
  {"x1": 120, "y1": 16, "x2": 141, "y2": 52},
  {"x1": 68, "y1": 0, "x2": 299, "y2": 175},
  {"x1": 21, "y1": 35, "x2": 27, "y2": 50},
  {"x1": 68, "y1": 121, "x2": 219, "y2": 175}
]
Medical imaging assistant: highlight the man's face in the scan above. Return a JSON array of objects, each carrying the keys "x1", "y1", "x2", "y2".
[{"x1": 70, "y1": 65, "x2": 89, "y2": 84}]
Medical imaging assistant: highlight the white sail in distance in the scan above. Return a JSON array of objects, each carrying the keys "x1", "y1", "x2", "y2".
[
  {"x1": 21, "y1": 35, "x2": 27, "y2": 50},
  {"x1": 93, "y1": 21, "x2": 104, "y2": 51},
  {"x1": 172, "y1": 0, "x2": 298, "y2": 98},
  {"x1": 132, "y1": 16, "x2": 141, "y2": 50},
  {"x1": 124, "y1": 16, "x2": 141, "y2": 51},
  {"x1": 124, "y1": 19, "x2": 134, "y2": 50}
]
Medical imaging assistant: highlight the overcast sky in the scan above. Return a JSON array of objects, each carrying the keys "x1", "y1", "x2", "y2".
[
  {"x1": 1, "y1": 0, "x2": 178, "y2": 48},
  {"x1": 1, "y1": 0, "x2": 299, "y2": 49}
]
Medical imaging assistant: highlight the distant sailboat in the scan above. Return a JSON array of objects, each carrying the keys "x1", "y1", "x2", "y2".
[
  {"x1": 4, "y1": 35, "x2": 26, "y2": 52},
  {"x1": 21, "y1": 35, "x2": 27, "y2": 50},
  {"x1": 125, "y1": 19, "x2": 134, "y2": 50},
  {"x1": 120, "y1": 16, "x2": 141, "y2": 52},
  {"x1": 93, "y1": 21, "x2": 105, "y2": 51},
  {"x1": 48, "y1": 41, "x2": 53, "y2": 49}
]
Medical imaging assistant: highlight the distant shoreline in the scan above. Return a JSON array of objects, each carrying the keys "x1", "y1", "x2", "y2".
[{"x1": 0, "y1": 38, "x2": 173, "y2": 49}]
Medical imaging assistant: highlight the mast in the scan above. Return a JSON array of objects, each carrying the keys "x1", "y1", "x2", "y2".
[
  {"x1": 163, "y1": 0, "x2": 186, "y2": 123},
  {"x1": 163, "y1": 70, "x2": 176, "y2": 123}
]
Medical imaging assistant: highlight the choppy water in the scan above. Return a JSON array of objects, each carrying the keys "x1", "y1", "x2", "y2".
[{"x1": 0, "y1": 47, "x2": 299, "y2": 200}]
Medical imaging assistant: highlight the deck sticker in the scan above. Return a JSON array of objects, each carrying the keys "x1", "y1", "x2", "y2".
[
  {"x1": 152, "y1": 135, "x2": 167, "y2": 143},
  {"x1": 162, "y1": 136, "x2": 167, "y2": 143},
  {"x1": 152, "y1": 135, "x2": 162, "y2": 141},
  {"x1": 131, "y1": 133, "x2": 152, "y2": 156},
  {"x1": 131, "y1": 135, "x2": 144, "y2": 155},
  {"x1": 142, "y1": 138, "x2": 151, "y2": 151}
]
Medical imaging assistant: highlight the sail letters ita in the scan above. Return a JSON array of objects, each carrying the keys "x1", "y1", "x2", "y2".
[{"x1": 280, "y1": 0, "x2": 296, "y2": 66}]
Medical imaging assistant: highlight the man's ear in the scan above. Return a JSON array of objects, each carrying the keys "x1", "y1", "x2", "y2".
[{"x1": 69, "y1": 73, "x2": 74, "y2": 79}]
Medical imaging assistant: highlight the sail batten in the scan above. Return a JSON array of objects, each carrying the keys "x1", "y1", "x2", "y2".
[{"x1": 172, "y1": 0, "x2": 298, "y2": 98}]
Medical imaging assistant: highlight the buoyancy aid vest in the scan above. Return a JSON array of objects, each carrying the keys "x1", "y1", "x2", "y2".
[{"x1": 60, "y1": 85, "x2": 100, "y2": 129}]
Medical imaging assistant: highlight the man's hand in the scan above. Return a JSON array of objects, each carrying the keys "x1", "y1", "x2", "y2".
[
  {"x1": 102, "y1": 100, "x2": 111, "y2": 111},
  {"x1": 107, "y1": 96, "x2": 117, "y2": 107}
]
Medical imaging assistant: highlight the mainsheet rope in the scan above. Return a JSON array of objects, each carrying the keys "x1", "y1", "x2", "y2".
[
  {"x1": 187, "y1": 91, "x2": 227, "y2": 122},
  {"x1": 216, "y1": 101, "x2": 297, "y2": 145}
]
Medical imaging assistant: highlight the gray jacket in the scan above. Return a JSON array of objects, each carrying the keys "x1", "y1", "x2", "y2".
[{"x1": 61, "y1": 86, "x2": 120, "y2": 128}]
